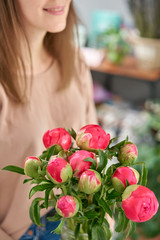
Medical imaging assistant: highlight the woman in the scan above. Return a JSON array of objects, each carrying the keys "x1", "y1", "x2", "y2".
[{"x1": 0, "y1": 0, "x2": 97, "y2": 239}]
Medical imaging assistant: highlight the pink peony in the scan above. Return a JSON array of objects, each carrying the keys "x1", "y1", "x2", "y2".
[
  {"x1": 122, "y1": 185, "x2": 159, "y2": 222},
  {"x1": 24, "y1": 156, "x2": 42, "y2": 179},
  {"x1": 118, "y1": 142, "x2": 138, "y2": 165},
  {"x1": 56, "y1": 195, "x2": 79, "y2": 218},
  {"x1": 68, "y1": 150, "x2": 96, "y2": 178},
  {"x1": 79, "y1": 169, "x2": 102, "y2": 194},
  {"x1": 112, "y1": 167, "x2": 139, "y2": 192},
  {"x1": 76, "y1": 124, "x2": 110, "y2": 151},
  {"x1": 47, "y1": 157, "x2": 73, "y2": 184},
  {"x1": 43, "y1": 128, "x2": 72, "y2": 150}
]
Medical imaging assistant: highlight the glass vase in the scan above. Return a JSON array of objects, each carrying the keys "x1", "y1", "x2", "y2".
[{"x1": 61, "y1": 220, "x2": 88, "y2": 240}]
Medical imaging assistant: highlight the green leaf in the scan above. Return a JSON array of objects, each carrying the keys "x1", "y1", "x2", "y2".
[
  {"x1": 29, "y1": 197, "x2": 44, "y2": 226},
  {"x1": 2, "y1": 165, "x2": 25, "y2": 175},
  {"x1": 115, "y1": 210, "x2": 125, "y2": 232},
  {"x1": 126, "y1": 221, "x2": 136, "y2": 238},
  {"x1": 47, "y1": 213, "x2": 62, "y2": 222},
  {"x1": 29, "y1": 183, "x2": 54, "y2": 199},
  {"x1": 123, "y1": 216, "x2": 129, "y2": 232},
  {"x1": 74, "y1": 223, "x2": 80, "y2": 238},
  {"x1": 39, "y1": 150, "x2": 47, "y2": 160},
  {"x1": 73, "y1": 215, "x2": 88, "y2": 222},
  {"x1": 97, "y1": 150, "x2": 108, "y2": 172},
  {"x1": 46, "y1": 144, "x2": 62, "y2": 161},
  {"x1": 110, "y1": 137, "x2": 128, "y2": 151},
  {"x1": 107, "y1": 189, "x2": 121, "y2": 201},
  {"x1": 66, "y1": 128, "x2": 77, "y2": 140},
  {"x1": 53, "y1": 218, "x2": 65, "y2": 234},
  {"x1": 23, "y1": 178, "x2": 32, "y2": 184},
  {"x1": 84, "y1": 204, "x2": 97, "y2": 212},
  {"x1": 95, "y1": 195, "x2": 112, "y2": 218},
  {"x1": 141, "y1": 164, "x2": 148, "y2": 186},
  {"x1": 83, "y1": 157, "x2": 97, "y2": 170},
  {"x1": 92, "y1": 225, "x2": 108, "y2": 240},
  {"x1": 44, "y1": 188, "x2": 52, "y2": 209},
  {"x1": 106, "y1": 164, "x2": 120, "y2": 179},
  {"x1": 103, "y1": 219, "x2": 112, "y2": 240},
  {"x1": 84, "y1": 210, "x2": 100, "y2": 219},
  {"x1": 126, "y1": 179, "x2": 130, "y2": 187},
  {"x1": 109, "y1": 137, "x2": 118, "y2": 145}
]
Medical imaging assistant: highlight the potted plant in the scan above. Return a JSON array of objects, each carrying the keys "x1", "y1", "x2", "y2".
[
  {"x1": 127, "y1": 0, "x2": 160, "y2": 69},
  {"x1": 98, "y1": 28, "x2": 131, "y2": 65}
]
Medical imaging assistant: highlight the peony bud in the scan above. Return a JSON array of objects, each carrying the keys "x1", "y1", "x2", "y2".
[
  {"x1": 118, "y1": 142, "x2": 138, "y2": 165},
  {"x1": 56, "y1": 195, "x2": 79, "y2": 218},
  {"x1": 43, "y1": 128, "x2": 72, "y2": 150},
  {"x1": 76, "y1": 124, "x2": 110, "y2": 151},
  {"x1": 24, "y1": 156, "x2": 42, "y2": 179},
  {"x1": 68, "y1": 150, "x2": 97, "y2": 178},
  {"x1": 79, "y1": 169, "x2": 102, "y2": 194},
  {"x1": 47, "y1": 157, "x2": 73, "y2": 184},
  {"x1": 112, "y1": 167, "x2": 139, "y2": 192},
  {"x1": 122, "y1": 185, "x2": 159, "y2": 222}
]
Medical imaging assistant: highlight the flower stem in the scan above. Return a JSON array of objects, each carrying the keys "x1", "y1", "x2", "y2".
[
  {"x1": 132, "y1": 161, "x2": 145, "y2": 166},
  {"x1": 61, "y1": 185, "x2": 67, "y2": 195},
  {"x1": 88, "y1": 194, "x2": 93, "y2": 204}
]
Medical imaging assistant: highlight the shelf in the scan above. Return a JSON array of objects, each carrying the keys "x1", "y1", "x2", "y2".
[{"x1": 90, "y1": 56, "x2": 160, "y2": 82}]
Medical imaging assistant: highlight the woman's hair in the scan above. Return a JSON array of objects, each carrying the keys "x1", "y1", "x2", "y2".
[{"x1": 0, "y1": 1, "x2": 79, "y2": 103}]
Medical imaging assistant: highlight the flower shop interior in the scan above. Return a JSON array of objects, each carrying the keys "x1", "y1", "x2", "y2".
[{"x1": 76, "y1": 0, "x2": 160, "y2": 240}]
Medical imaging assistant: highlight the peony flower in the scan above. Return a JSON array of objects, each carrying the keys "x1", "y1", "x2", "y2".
[
  {"x1": 24, "y1": 156, "x2": 42, "y2": 179},
  {"x1": 68, "y1": 150, "x2": 97, "y2": 178},
  {"x1": 47, "y1": 157, "x2": 73, "y2": 184},
  {"x1": 56, "y1": 195, "x2": 79, "y2": 218},
  {"x1": 118, "y1": 142, "x2": 138, "y2": 165},
  {"x1": 79, "y1": 169, "x2": 102, "y2": 194},
  {"x1": 122, "y1": 185, "x2": 159, "y2": 222},
  {"x1": 112, "y1": 167, "x2": 139, "y2": 192},
  {"x1": 76, "y1": 124, "x2": 110, "y2": 151},
  {"x1": 43, "y1": 128, "x2": 72, "y2": 150}
]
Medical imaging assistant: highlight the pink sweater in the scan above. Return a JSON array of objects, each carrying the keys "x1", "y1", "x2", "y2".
[{"x1": 0, "y1": 59, "x2": 97, "y2": 239}]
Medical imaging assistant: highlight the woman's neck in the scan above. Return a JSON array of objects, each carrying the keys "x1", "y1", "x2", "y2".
[{"x1": 21, "y1": 30, "x2": 53, "y2": 75}]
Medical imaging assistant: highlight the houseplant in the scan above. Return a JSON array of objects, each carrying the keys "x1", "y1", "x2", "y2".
[
  {"x1": 98, "y1": 28, "x2": 131, "y2": 65},
  {"x1": 127, "y1": 0, "x2": 160, "y2": 69},
  {"x1": 2, "y1": 124, "x2": 159, "y2": 240}
]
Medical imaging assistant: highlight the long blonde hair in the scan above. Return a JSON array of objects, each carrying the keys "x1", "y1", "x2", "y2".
[{"x1": 0, "y1": 1, "x2": 79, "y2": 103}]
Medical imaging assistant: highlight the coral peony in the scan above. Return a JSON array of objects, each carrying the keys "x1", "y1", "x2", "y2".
[
  {"x1": 112, "y1": 167, "x2": 139, "y2": 192},
  {"x1": 24, "y1": 156, "x2": 42, "y2": 179},
  {"x1": 56, "y1": 195, "x2": 79, "y2": 218},
  {"x1": 47, "y1": 157, "x2": 73, "y2": 184},
  {"x1": 76, "y1": 124, "x2": 110, "y2": 151},
  {"x1": 118, "y1": 142, "x2": 138, "y2": 165},
  {"x1": 43, "y1": 128, "x2": 72, "y2": 150},
  {"x1": 122, "y1": 185, "x2": 159, "y2": 222},
  {"x1": 79, "y1": 169, "x2": 102, "y2": 194},
  {"x1": 68, "y1": 150, "x2": 96, "y2": 178}
]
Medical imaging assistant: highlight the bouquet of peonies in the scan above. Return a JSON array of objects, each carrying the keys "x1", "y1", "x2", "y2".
[{"x1": 2, "y1": 124, "x2": 159, "y2": 240}]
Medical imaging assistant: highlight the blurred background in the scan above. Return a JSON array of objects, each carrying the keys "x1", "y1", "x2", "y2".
[{"x1": 74, "y1": 0, "x2": 160, "y2": 240}]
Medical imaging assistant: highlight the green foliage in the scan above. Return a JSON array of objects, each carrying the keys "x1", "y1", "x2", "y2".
[
  {"x1": 98, "y1": 28, "x2": 131, "y2": 64},
  {"x1": 127, "y1": 0, "x2": 160, "y2": 38},
  {"x1": 2, "y1": 165, "x2": 25, "y2": 175}
]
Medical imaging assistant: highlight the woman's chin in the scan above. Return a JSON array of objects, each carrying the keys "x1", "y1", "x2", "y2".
[{"x1": 47, "y1": 22, "x2": 67, "y2": 33}]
